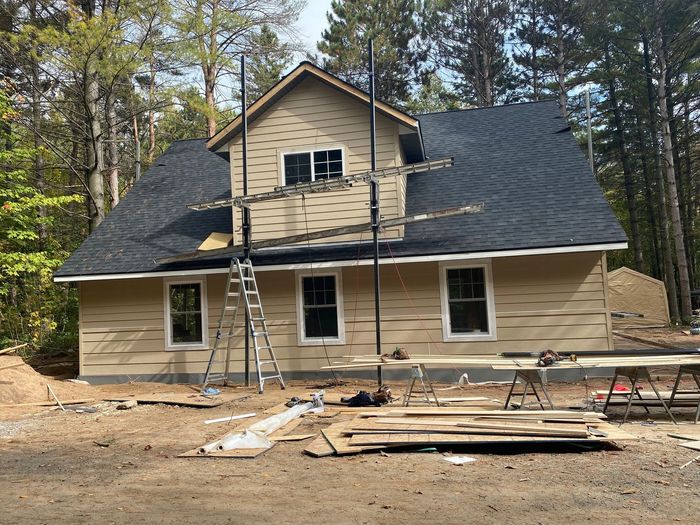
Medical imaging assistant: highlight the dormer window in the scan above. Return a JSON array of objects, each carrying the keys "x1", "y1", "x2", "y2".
[{"x1": 282, "y1": 148, "x2": 344, "y2": 185}]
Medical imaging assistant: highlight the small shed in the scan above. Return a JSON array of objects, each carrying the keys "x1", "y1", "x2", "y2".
[{"x1": 607, "y1": 267, "x2": 670, "y2": 327}]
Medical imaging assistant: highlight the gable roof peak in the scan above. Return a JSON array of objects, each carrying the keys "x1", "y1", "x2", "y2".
[{"x1": 206, "y1": 61, "x2": 419, "y2": 153}]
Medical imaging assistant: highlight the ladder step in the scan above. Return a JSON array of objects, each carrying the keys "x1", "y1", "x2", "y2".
[
  {"x1": 259, "y1": 360, "x2": 277, "y2": 366},
  {"x1": 261, "y1": 374, "x2": 283, "y2": 381},
  {"x1": 245, "y1": 290, "x2": 258, "y2": 295},
  {"x1": 251, "y1": 317, "x2": 266, "y2": 321}
]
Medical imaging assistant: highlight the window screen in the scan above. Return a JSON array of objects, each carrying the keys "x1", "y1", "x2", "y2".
[
  {"x1": 446, "y1": 268, "x2": 489, "y2": 334},
  {"x1": 302, "y1": 275, "x2": 339, "y2": 339},
  {"x1": 169, "y1": 283, "x2": 203, "y2": 344}
]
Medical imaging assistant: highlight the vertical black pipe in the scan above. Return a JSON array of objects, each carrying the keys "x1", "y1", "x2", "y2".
[
  {"x1": 368, "y1": 39, "x2": 382, "y2": 385},
  {"x1": 241, "y1": 54, "x2": 251, "y2": 387}
]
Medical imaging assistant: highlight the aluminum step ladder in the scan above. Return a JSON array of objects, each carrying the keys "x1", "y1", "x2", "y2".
[{"x1": 201, "y1": 258, "x2": 286, "y2": 394}]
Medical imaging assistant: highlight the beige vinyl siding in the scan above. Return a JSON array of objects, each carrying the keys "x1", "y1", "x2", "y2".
[
  {"x1": 228, "y1": 76, "x2": 403, "y2": 245},
  {"x1": 78, "y1": 251, "x2": 612, "y2": 378}
]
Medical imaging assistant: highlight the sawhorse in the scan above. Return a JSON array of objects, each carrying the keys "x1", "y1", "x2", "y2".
[
  {"x1": 669, "y1": 364, "x2": 700, "y2": 424},
  {"x1": 504, "y1": 369, "x2": 554, "y2": 410},
  {"x1": 603, "y1": 366, "x2": 677, "y2": 424},
  {"x1": 402, "y1": 364, "x2": 440, "y2": 407}
]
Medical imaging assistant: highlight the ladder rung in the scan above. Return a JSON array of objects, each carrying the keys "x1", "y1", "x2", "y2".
[
  {"x1": 261, "y1": 374, "x2": 283, "y2": 381},
  {"x1": 227, "y1": 292, "x2": 240, "y2": 296},
  {"x1": 245, "y1": 290, "x2": 258, "y2": 295},
  {"x1": 251, "y1": 317, "x2": 266, "y2": 321},
  {"x1": 225, "y1": 306, "x2": 238, "y2": 310}
]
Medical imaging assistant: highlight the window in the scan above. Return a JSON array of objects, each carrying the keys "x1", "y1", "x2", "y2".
[
  {"x1": 282, "y1": 148, "x2": 344, "y2": 185},
  {"x1": 439, "y1": 262, "x2": 496, "y2": 341},
  {"x1": 164, "y1": 279, "x2": 208, "y2": 350},
  {"x1": 296, "y1": 269, "x2": 345, "y2": 345}
]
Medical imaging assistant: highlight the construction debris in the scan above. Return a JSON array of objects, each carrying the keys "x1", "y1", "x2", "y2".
[
  {"x1": 183, "y1": 392, "x2": 324, "y2": 458},
  {"x1": 116, "y1": 400, "x2": 138, "y2": 410},
  {"x1": 304, "y1": 407, "x2": 636, "y2": 457},
  {"x1": 203, "y1": 413, "x2": 256, "y2": 425}
]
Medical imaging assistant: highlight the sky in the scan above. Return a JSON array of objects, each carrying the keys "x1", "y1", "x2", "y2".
[{"x1": 294, "y1": 0, "x2": 333, "y2": 54}]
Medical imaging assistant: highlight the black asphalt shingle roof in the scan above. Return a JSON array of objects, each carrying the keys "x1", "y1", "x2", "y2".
[{"x1": 55, "y1": 100, "x2": 626, "y2": 278}]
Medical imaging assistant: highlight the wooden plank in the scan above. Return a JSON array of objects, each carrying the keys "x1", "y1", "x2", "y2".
[
  {"x1": 357, "y1": 409, "x2": 605, "y2": 419},
  {"x1": 348, "y1": 423, "x2": 589, "y2": 438},
  {"x1": 678, "y1": 441, "x2": 700, "y2": 451},
  {"x1": 178, "y1": 447, "x2": 271, "y2": 459},
  {"x1": 0, "y1": 343, "x2": 27, "y2": 355},
  {"x1": 269, "y1": 434, "x2": 316, "y2": 442},
  {"x1": 0, "y1": 398, "x2": 95, "y2": 408},
  {"x1": 103, "y1": 392, "x2": 248, "y2": 408},
  {"x1": 321, "y1": 422, "x2": 393, "y2": 455},
  {"x1": 304, "y1": 434, "x2": 336, "y2": 457}
]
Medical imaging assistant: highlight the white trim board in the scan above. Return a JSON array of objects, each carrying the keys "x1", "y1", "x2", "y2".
[{"x1": 54, "y1": 241, "x2": 628, "y2": 282}]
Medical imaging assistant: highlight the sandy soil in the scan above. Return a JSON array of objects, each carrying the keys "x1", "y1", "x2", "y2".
[{"x1": 1, "y1": 376, "x2": 700, "y2": 525}]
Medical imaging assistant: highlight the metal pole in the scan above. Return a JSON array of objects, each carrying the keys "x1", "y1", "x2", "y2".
[
  {"x1": 586, "y1": 89, "x2": 594, "y2": 175},
  {"x1": 241, "y1": 54, "x2": 251, "y2": 387},
  {"x1": 368, "y1": 39, "x2": 382, "y2": 386}
]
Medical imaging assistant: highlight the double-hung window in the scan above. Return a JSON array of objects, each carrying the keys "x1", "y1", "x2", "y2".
[
  {"x1": 296, "y1": 269, "x2": 345, "y2": 345},
  {"x1": 440, "y1": 262, "x2": 496, "y2": 341},
  {"x1": 282, "y1": 148, "x2": 344, "y2": 185},
  {"x1": 164, "y1": 278, "x2": 208, "y2": 350}
]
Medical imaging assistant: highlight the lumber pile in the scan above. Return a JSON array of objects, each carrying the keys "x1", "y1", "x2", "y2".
[
  {"x1": 304, "y1": 407, "x2": 637, "y2": 457},
  {"x1": 590, "y1": 389, "x2": 700, "y2": 407}
]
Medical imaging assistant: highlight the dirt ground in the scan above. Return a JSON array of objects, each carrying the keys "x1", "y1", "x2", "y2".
[{"x1": 1, "y1": 374, "x2": 700, "y2": 525}]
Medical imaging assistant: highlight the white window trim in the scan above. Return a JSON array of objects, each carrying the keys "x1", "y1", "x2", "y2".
[
  {"x1": 295, "y1": 268, "x2": 345, "y2": 346},
  {"x1": 163, "y1": 277, "x2": 209, "y2": 351},
  {"x1": 439, "y1": 259, "x2": 497, "y2": 342},
  {"x1": 279, "y1": 145, "x2": 346, "y2": 186}
]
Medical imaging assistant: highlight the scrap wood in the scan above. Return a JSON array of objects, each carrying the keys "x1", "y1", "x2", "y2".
[
  {"x1": 46, "y1": 384, "x2": 65, "y2": 412},
  {"x1": 0, "y1": 362, "x2": 25, "y2": 372},
  {"x1": 0, "y1": 398, "x2": 94, "y2": 408},
  {"x1": 179, "y1": 448, "x2": 270, "y2": 459},
  {"x1": 304, "y1": 434, "x2": 335, "y2": 457},
  {"x1": 348, "y1": 420, "x2": 590, "y2": 438},
  {"x1": 321, "y1": 422, "x2": 399, "y2": 455},
  {"x1": 358, "y1": 408, "x2": 606, "y2": 419},
  {"x1": 0, "y1": 343, "x2": 27, "y2": 355},
  {"x1": 103, "y1": 392, "x2": 248, "y2": 408},
  {"x1": 678, "y1": 441, "x2": 700, "y2": 452},
  {"x1": 668, "y1": 433, "x2": 700, "y2": 441},
  {"x1": 269, "y1": 434, "x2": 316, "y2": 442}
]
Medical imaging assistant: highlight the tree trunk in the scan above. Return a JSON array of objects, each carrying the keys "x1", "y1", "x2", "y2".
[
  {"x1": 555, "y1": 9, "x2": 567, "y2": 117},
  {"x1": 106, "y1": 89, "x2": 119, "y2": 209},
  {"x1": 29, "y1": 0, "x2": 47, "y2": 245},
  {"x1": 85, "y1": 61, "x2": 105, "y2": 231},
  {"x1": 634, "y1": 109, "x2": 661, "y2": 279},
  {"x1": 606, "y1": 50, "x2": 643, "y2": 272},
  {"x1": 147, "y1": 58, "x2": 156, "y2": 163},
  {"x1": 642, "y1": 33, "x2": 678, "y2": 321},
  {"x1": 656, "y1": 34, "x2": 691, "y2": 319}
]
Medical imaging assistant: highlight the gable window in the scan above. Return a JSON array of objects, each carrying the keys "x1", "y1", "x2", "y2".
[
  {"x1": 439, "y1": 261, "x2": 496, "y2": 341},
  {"x1": 164, "y1": 278, "x2": 208, "y2": 350},
  {"x1": 282, "y1": 148, "x2": 344, "y2": 185},
  {"x1": 296, "y1": 269, "x2": 345, "y2": 345}
]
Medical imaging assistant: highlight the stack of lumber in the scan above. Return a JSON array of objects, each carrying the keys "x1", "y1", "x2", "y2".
[
  {"x1": 304, "y1": 407, "x2": 637, "y2": 457},
  {"x1": 590, "y1": 389, "x2": 700, "y2": 407}
]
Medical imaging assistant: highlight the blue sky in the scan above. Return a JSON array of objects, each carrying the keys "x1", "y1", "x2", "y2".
[{"x1": 295, "y1": 0, "x2": 333, "y2": 53}]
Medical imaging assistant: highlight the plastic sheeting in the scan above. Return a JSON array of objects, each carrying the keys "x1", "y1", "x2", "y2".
[
  {"x1": 608, "y1": 267, "x2": 670, "y2": 327},
  {"x1": 198, "y1": 394, "x2": 324, "y2": 454}
]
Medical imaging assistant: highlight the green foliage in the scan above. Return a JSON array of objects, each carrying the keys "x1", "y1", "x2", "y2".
[
  {"x1": 0, "y1": 82, "x2": 81, "y2": 352},
  {"x1": 318, "y1": 0, "x2": 424, "y2": 106},
  {"x1": 247, "y1": 26, "x2": 292, "y2": 101},
  {"x1": 405, "y1": 73, "x2": 462, "y2": 114}
]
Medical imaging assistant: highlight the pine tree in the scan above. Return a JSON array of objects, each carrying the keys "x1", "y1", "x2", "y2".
[
  {"x1": 248, "y1": 25, "x2": 292, "y2": 101},
  {"x1": 317, "y1": 0, "x2": 424, "y2": 106},
  {"x1": 424, "y1": 0, "x2": 517, "y2": 107},
  {"x1": 512, "y1": 0, "x2": 547, "y2": 100}
]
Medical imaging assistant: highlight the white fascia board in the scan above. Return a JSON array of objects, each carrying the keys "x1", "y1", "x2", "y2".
[{"x1": 54, "y1": 241, "x2": 628, "y2": 283}]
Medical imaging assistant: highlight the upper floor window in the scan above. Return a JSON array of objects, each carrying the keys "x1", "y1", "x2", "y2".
[{"x1": 283, "y1": 148, "x2": 344, "y2": 185}]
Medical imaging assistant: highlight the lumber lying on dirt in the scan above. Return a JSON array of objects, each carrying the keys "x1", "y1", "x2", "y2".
[{"x1": 304, "y1": 407, "x2": 636, "y2": 457}]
